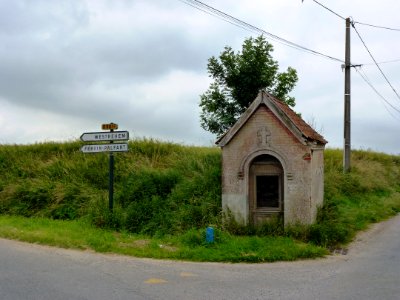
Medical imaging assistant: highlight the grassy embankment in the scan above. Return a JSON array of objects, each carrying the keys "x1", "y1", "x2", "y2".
[{"x1": 0, "y1": 140, "x2": 399, "y2": 262}]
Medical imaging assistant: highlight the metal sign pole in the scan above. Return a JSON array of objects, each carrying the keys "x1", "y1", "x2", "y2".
[
  {"x1": 109, "y1": 128, "x2": 115, "y2": 212},
  {"x1": 81, "y1": 123, "x2": 128, "y2": 213}
]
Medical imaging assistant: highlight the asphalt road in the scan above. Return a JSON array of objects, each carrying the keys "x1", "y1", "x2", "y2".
[{"x1": 1, "y1": 214, "x2": 399, "y2": 300}]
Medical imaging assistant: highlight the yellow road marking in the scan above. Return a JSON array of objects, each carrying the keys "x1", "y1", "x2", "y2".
[{"x1": 144, "y1": 278, "x2": 168, "y2": 284}]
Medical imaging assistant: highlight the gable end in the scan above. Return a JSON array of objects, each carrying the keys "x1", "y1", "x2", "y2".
[{"x1": 216, "y1": 90, "x2": 327, "y2": 147}]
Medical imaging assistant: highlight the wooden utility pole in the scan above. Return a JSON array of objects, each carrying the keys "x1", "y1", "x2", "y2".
[{"x1": 343, "y1": 17, "x2": 351, "y2": 172}]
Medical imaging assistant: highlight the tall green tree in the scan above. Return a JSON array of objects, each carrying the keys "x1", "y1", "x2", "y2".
[{"x1": 200, "y1": 35, "x2": 298, "y2": 136}]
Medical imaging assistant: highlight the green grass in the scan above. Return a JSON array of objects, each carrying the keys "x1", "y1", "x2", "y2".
[
  {"x1": 1, "y1": 140, "x2": 400, "y2": 262},
  {"x1": 303, "y1": 148, "x2": 400, "y2": 247},
  {"x1": 0, "y1": 215, "x2": 326, "y2": 262},
  {"x1": 0, "y1": 139, "x2": 222, "y2": 235}
]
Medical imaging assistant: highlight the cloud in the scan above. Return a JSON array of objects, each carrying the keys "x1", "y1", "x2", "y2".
[
  {"x1": 0, "y1": 0, "x2": 399, "y2": 153},
  {"x1": 0, "y1": 0, "x2": 88, "y2": 36},
  {"x1": 0, "y1": 0, "x2": 213, "y2": 113}
]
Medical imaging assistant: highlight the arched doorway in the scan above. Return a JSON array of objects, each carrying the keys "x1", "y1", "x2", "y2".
[{"x1": 249, "y1": 154, "x2": 284, "y2": 225}]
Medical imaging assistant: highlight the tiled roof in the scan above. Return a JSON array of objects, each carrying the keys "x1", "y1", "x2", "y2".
[
  {"x1": 268, "y1": 94, "x2": 327, "y2": 144},
  {"x1": 216, "y1": 90, "x2": 327, "y2": 146}
]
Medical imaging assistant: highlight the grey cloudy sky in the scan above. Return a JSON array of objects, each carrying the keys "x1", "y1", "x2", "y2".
[{"x1": 0, "y1": 0, "x2": 399, "y2": 154}]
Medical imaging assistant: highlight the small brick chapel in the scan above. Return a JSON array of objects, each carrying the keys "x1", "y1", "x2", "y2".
[{"x1": 216, "y1": 90, "x2": 327, "y2": 226}]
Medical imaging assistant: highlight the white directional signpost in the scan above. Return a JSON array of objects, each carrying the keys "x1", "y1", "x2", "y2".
[
  {"x1": 80, "y1": 123, "x2": 129, "y2": 211},
  {"x1": 81, "y1": 143, "x2": 129, "y2": 153},
  {"x1": 80, "y1": 131, "x2": 129, "y2": 143}
]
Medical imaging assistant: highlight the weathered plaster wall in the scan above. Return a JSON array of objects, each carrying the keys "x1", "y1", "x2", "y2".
[
  {"x1": 310, "y1": 148, "x2": 325, "y2": 222},
  {"x1": 221, "y1": 105, "x2": 322, "y2": 225}
]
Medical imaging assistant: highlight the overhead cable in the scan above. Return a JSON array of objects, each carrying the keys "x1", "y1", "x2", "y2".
[
  {"x1": 179, "y1": 0, "x2": 344, "y2": 63},
  {"x1": 309, "y1": 0, "x2": 400, "y2": 32},
  {"x1": 353, "y1": 21, "x2": 400, "y2": 32},
  {"x1": 352, "y1": 22, "x2": 400, "y2": 102},
  {"x1": 311, "y1": 0, "x2": 346, "y2": 20},
  {"x1": 355, "y1": 68, "x2": 400, "y2": 119},
  {"x1": 363, "y1": 58, "x2": 400, "y2": 66}
]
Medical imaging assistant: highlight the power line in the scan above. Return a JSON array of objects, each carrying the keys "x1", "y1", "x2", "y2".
[
  {"x1": 311, "y1": 0, "x2": 346, "y2": 20},
  {"x1": 308, "y1": 1, "x2": 400, "y2": 68},
  {"x1": 308, "y1": 1, "x2": 400, "y2": 67},
  {"x1": 309, "y1": 0, "x2": 400, "y2": 32},
  {"x1": 355, "y1": 67, "x2": 400, "y2": 119},
  {"x1": 179, "y1": 0, "x2": 344, "y2": 63},
  {"x1": 179, "y1": 0, "x2": 260, "y2": 34},
  {"x1": 182, "y1": 0, "x2": 400, "y2": 89},
  {"x1": 352, "y1": 22, "x2": 400, "y2": 103},
  {"x1": 363, "y1": 58, "x2": 400, "y2": 66},
  {"x1": 353, "y1": 21, "x2": 400, "y2": 32},
  {"x1": 182, "y1": 0, "x2": 400, "y2": 114}
]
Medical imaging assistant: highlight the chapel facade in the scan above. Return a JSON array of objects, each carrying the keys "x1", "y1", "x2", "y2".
[{"x1": 216, "y1": 90, "x2": 327, "y2": 226}]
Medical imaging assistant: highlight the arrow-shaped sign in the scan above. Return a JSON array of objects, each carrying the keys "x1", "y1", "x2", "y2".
[
  {"x1": 80, "y1": 143, "x2": 129, "y2": 153},
  {"x1": 80, "y1": 131, "x2": 129, "y2": 142}
]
